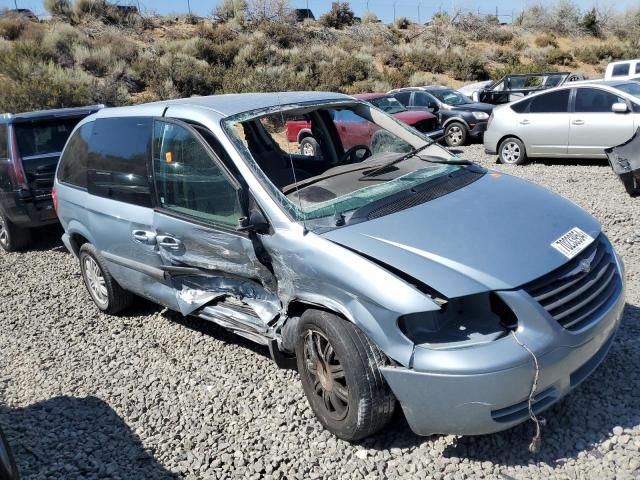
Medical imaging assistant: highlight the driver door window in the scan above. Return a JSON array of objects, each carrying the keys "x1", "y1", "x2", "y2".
[{"x1": 153, "y1": 121, "x2": 241, "y2": 228}]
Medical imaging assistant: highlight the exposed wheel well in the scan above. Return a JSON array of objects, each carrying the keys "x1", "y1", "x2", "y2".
[
  {"x1": 69, "y1": 232, "x2": 90, "y2": 256},
  {"x1": 297, "y1": 130, "x2": 313, "y2": 143},
  {"x1": 497, "y1": 134, "x2": 525, "y2": 153}
]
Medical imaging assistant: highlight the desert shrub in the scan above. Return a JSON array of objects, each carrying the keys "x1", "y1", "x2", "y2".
[
  {"x1": 449, "y1": 50, "x2": 488, "y2": 81},
  {"x1": 42, "y1": 23, "x2": 87, "y2": 67},
  {"x1": 487, "y1": 28, "x2": 513, "y2": 45},
  {"x1": 193, "y1": 37, "x2": 242, "y2": 67},
  {"x1": 0, "y1": 16, "x2": 26, "y2": 40},
  {"x1": 520, "y1": 1, "x2": 581, "y2": 36},
  {"x1": 214, "y1": 0, "x2": 247, "y2": 23},
  {"x1": 401, "y1": 46, "x2": 448, "y2": 73},
  {"x1": 490, "y1": 47, "x2": 519, "y2": 64},
  {"x1": 256, "y1": 21, "x2": 306, "y2": 48},
  {"x1": 320, "y1": 2, "x2": 355, "y2": 29},
  {"x1": 544, "y1": 48, "x2": 575, "y2": 67},
  {"x1": 512, "y1": 38, "x2": 528, "y2": 51},
  {"x1": 573, "y1": 43, "x2": 626, "y2": 64},
  {"x1": 73, "y1": 45, "x2": 115, "y2": 77},
  {"x1": 534, "y1": 33, "x2": 558, "y2": 48},
  {"x1": 74, "y1": 0, "x2": 107, "y2": 20},
  {"x1": 493, "y1": 61, "x2": 556, "y2": 79},
  {"x1": 362, "y1": 12, "x2": 378, "y2": 24},
  {"x1": 94, "y1": 31, "x2": 139, "y2": 62},
  {"x1": 580, "y1": 8, "x2": 602, "y2": 37},
  {"x1": 44, "y1": 0, "x2": 73, "y2": 19},
  {"x1": 394, "y1": 17, "x2": 411, "y2": 30}
]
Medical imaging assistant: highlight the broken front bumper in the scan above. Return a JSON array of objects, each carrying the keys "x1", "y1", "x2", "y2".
[{"x1": 380, "y1": 283, "x2": 625, "y2": 436}]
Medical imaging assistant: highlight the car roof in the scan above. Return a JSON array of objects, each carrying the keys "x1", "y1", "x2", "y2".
[
  {"x1": 98, "y1": 92, "x2": 353, "y2": 120},
  {"x1": 0, "y1": 105, "x2": 104, "y2": 124},
  {"x1": 509, "y1": 79, "x2": 640, "y2": 106}
]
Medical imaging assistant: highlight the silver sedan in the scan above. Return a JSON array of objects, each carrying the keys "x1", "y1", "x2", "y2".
[{"x1": 484, "y1": 80, "x2": 640, "y2": 164}]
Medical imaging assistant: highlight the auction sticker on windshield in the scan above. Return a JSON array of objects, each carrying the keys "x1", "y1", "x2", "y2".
[{"x1": 551, "y1": 227, "x2": 594, "y2": 259}]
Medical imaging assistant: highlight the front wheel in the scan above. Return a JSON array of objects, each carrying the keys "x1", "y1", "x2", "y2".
[
  {"x1": 295, "y1": 309, "x2": 396, "y2": 441},
  {"x1": 498, "y1": 137, "x2": 528, "y2": 165},
  {"x1": 445, "y1": 122, "x2": 468, "y2": 147}
]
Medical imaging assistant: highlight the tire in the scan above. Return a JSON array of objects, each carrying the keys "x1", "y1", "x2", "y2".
[
  {"x1": 79, "y1": 243, "x2": 133, "y2": 314},
  {"x1": 299, "y1": 137, "x2": 320, "y2": 157},
  {"x1": 498, "y1": 136, "x2": 528, "y2": 165},
  {"x1": 295, "y1": 309, "x2": 396, "y2": 441},
  {"x1": 0, "y1": 213, "x2": 30, "y2": 252},
  {"x1": 444, "y1": 122, "x2": 468, "y2": 147}
]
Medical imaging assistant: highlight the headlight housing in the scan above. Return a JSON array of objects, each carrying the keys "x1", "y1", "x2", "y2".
[
  {"x1": 398, "y1": 292, "x2": 517, "y2": 349},
  {"x1": 472, "y1": 111, "x2": 489, "y2": 120}
]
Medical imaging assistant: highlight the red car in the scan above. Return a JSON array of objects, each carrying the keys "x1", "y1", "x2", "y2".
[{"x1": 286, "y1": 93, "x2": 443, "y2": 157}]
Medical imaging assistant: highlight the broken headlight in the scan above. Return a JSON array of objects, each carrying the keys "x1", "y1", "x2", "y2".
[{"x1": 398, "y1": 292, "x2": 517, "y2": 349}]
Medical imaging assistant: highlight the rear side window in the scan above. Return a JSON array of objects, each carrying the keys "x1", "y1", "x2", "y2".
[
  {"x1": 87, "y1": 117, "x2": 153, "y2": 207},
  {"x1": 412, "y1": 92, "x2": 435, "y2": 107},
  {"x1": 57, "y1": 122, "x2": 93, "y2": 188},
  {"x1": 393, "y1": 91, "x2": 411, "y2": 106},
  {"x1": 0, "y1": 124, "x2": 7, "y2": 159},
  {"x1": 635, "y1": 63, "x2": 640, "y2": 74},
  {"x1": 574, "y1": 88, "x2": 626, "y2": 113},
  {"x1": 528, "y1": 89, "x2": 570, "y2": 113},
  {"x1": 612, "y1": 63, "x2": 630, "y2": 77}
]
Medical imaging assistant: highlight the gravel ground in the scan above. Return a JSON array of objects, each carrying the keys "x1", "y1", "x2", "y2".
[{"x1": 1, "y1": 144, "x2": 639, "y2": 480}]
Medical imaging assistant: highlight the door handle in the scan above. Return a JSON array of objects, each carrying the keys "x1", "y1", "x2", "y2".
[
  {"x1": 519, "y1": 119, "x2": 530, "y2": 125},
  {"x1": 132, "y1": 230, "x2": 156, "y2": 245},
  {"x1": 157, "y1": 235, "x2": 182, "y2": 250},
  {"x1": 572, "y1": 120, "x2": 585, "y2": 125}
]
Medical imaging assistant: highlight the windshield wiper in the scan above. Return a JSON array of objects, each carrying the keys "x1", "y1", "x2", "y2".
[{"x1": 360, "y1": 145, "x2": 472, "y2": 179}]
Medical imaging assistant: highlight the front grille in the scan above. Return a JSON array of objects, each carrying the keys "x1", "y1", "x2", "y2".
[
  {"x1": 523, "y1": 236, "x2": 620, "y2": 331},
  {"x1": 491, "y1": 386, "x2": 557, "y2": 423}
]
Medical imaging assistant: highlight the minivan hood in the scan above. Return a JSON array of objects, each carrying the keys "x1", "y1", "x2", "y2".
[{"x1": 323, "y1": 172, "x2": 601, "y2": 298}]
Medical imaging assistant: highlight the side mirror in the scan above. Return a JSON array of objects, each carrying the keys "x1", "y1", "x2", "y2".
[
  {"x1": 612, "y1": 102, "x2": 628, "y2": 113},
  {"x1": 237, "y1": 209, "x2": 270, "y2": 235}
]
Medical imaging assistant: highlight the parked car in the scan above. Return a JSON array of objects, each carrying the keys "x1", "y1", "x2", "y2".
[
  {"x1": 0, "y1": 105, "x2": 103, "y2": 251},
  {"x1": 388, "y1": 87, "x2": 493, "y2": 147},
  {"x1": 55, "y1": 92, "x2": 624, "y2": 441},
  {"x1": 604, "y1": 59, "x2": 640, "y2": 81},
  {"x1": 457, "y1": 80, "x2": 493, "y2": 99},
  {"x1": 471, "y1": 72, "x2": 584, "y2": 105},
  {"x1": 286, "y1": 93, "x2": 442, "y2": 157},
  {"x1": 484, "y1": 81, "x2": 640, "y2": 165}
]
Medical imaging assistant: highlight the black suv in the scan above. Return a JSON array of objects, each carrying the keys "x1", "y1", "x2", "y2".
[
  {"x1": 389, "y1": 87, "x2": 494, "y2": 148},
  {"x1": 0, "y1": 105, "x2": 103, "y2": 251}
]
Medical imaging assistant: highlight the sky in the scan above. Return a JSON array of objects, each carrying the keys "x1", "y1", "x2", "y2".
[{"x1": 2, "y1": 0, "x2": 639, "y2": 24}]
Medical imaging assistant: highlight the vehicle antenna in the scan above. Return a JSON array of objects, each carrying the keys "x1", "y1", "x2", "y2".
[
  {"x1": 510, "y1": 329, "x2": 545, "y2": 454},
  {"x1": 275, "y1": 92, "x2": 308, "y2": 235}
]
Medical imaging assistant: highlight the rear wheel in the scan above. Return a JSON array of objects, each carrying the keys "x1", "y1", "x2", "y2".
[
  {"x1": 0, "y1": 213, "x2": 30, "y2": 252},
  {"x1": 295, "y1": 309, "x2": 395, "y2": 441},
  {"x1": 499, "y1": 137, "x2": 528, "y2": 165},
  {"x1": 79, "y1": 243, "x2": 133, "y2": 314},
  {"x1": 445, "y1": 122, "x2": 468, "y2": 147}
]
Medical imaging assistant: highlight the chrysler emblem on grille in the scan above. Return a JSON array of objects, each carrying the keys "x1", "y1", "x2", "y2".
[{"x1": 579, "y1": 258, "x2": 593, "y2": 274}]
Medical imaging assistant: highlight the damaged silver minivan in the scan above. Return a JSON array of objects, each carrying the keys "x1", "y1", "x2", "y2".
[{"x1": 53, "y1": 92, "x2": 625, "y2": 441}]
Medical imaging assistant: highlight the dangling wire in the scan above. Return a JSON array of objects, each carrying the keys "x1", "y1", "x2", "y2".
[
  {"x1": 510, "y1": 329, "x2": 545, "y2": 454},
  {"x1": 275, "y1": 92, "x2": 307, "y2": 234}
]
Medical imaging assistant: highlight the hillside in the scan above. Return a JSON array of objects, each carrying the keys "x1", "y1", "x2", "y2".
[{"x1": 1, "y1": 2, "x2": 640, "y2": 113}]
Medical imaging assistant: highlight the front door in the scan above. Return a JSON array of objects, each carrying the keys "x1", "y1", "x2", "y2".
[
  {"x1": 151, "y1": 119, "x2": 280, "y2": 323},
  {"x1": 568, "y1": 87, "x2": 635, "y2": 157},
  {"x1": 517, "y1": 89, "x2": 571, "y2": 156}
]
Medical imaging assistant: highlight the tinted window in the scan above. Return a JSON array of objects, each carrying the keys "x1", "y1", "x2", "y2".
[
  {"x1": 0, "y1": 124, "x2": 7, "y2": 159},
  {"x1": 636, "y1": 63, "x2": 640, "y2": 74},
  {"x1": 14, "y1": 118, "x2": 80, "y2": 158},
  {"x1": 612, "y1": 63, "x2": 630, "y2": 77},
  {"x1": 529, "y1": 89, "x2": 570, "y2": 113},
  {"x1": 87, "y1": 117, "x2": 152, "y2": 207},
  {"x1": 574, "y1": 88, "x2": 626, "y2": 113},
  {"x1": 57, "y1": 122, "x2": 93, "y2": 188},
  {"x1": 153, "y1": 121, "x2": 241, "y2": 227},
  {"x1": 413, "y1": 92, "x2": 436, "y2": 107},
  {"x1": 393, "y1": 91, "x2": 411, "y2": 106}
]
